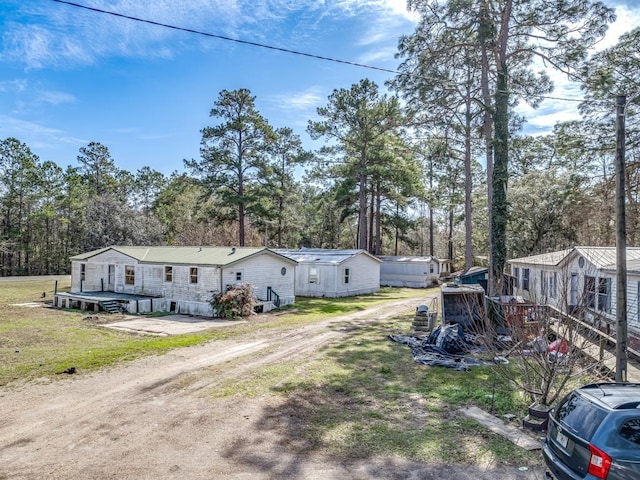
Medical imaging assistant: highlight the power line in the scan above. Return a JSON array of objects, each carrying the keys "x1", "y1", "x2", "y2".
[
  {"x1": 50, "y1": 0, "x2": 400, "y2": 76},
  {"x1": 50, "y1": 0, "x2": 621, "y2": 107}
]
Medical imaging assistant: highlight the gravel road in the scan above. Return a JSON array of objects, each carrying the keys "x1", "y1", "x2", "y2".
[{"x1": 0, "y1": 296, "x2": 545, "y2": 480}]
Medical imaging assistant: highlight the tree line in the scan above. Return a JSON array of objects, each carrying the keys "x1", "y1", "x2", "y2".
[{"x1": 1, "y1": 1, "x2": 639, "y2": 279}]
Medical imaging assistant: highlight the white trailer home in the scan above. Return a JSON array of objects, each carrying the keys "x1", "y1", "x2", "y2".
[
  {"x1": 276, "y1": 248, "x2": 381, "y2": 298},
  {"x1": 378, "y1": 255, "x2": 441, "y2": 288},
  {"x1": 55, "y1": 246, "x2": 297, "y2": 316},
  {"x1": 509, "y1": 246, "x2": 640, "y2": 336}
]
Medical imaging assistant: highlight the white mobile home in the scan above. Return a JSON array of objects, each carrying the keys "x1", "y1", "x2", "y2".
[
  {"x1": 509, "y1": 246, "x2": 640, "y2": 335},
  {"x1": 56, "y1": 246, "x2": 297, "y2": 316},
  {"x1": 276, "y1": 248, "x2": 381, "y2": 298},
  {"x1": 378, "y1": 255, "x2": 441, "y2": 288}
]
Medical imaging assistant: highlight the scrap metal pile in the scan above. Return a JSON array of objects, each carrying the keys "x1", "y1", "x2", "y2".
[{"x1": 388, "y1": 323, "x2": 489, "y2": 371}]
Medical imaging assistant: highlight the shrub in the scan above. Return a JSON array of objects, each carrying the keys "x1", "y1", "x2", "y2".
[{"x1": 211, "y1": 283, "x2": 258, "y2": 319}]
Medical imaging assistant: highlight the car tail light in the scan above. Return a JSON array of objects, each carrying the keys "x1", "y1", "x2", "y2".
[{"x1": 588, "y1": 444, "x2": 612, "y2": 479}]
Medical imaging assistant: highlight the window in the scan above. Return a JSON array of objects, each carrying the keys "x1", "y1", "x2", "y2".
[
  {"x1": 513, "y1": 267, "x2": 520, "y2": 288},
  {"x1": 620, "y1": 418, "x2": 640, "y2": 446},
  {"x1": 554, "y1": 392, "x2": 607, "y2": 442},
  {"x1": 584, "y1": 276, "x2": 596, "y2": 308},
  {"x1": 550, "y1": 272, "x2": 557, "y2": 299},
  {"x1": 597, "y1": 277, "x2": 611, "y2": 313},
  {"x1": 430, "y1": 264, "x2": 434, "y2": 273},
  {"x1": 190, "y1": 267, "x2": 198, "y2": 284},
  {"x1": 309, "y1": 267, "x2": 318, "y2": 284},
  {"x1": 523, "y1": 268, "x2": 530, "y2": 291},
  {"x1": 281, "y1": 267, "x2": 287, "y2": 276},
  {"x1": 80, "y1": 263, "x2": 86, "y2": 281},
  {"x1": 235, "y1": 271, "x2": 242, "y2": 282},
  {"x1": 125, "y1": 265, "x2": 135, "y2": 285},
  {"x1": 164, "y1": 266, "x2": 173, "y2": 283},
  {"x1": 344, "y1": 268, "x2": 350, "y2": 284}
]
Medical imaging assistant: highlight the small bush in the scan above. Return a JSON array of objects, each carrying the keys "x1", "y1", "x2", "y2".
[{"x1": 211, "y1": 283, "x2": 258, "y2": 319}]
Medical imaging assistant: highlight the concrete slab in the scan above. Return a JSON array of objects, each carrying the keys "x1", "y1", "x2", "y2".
[
  {"x1": 459, "y1": 406, "x2": 542, "y2": 450},
  {"x1": 102, "y1": 315, "x2": 248, "y2": 336}
]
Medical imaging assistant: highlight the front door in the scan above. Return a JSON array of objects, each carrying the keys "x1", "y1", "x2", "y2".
[
  {"x1": 570, "y1": 273, "x2": 578, "y2": 307},
  {"x1": 108, "y1": 265, "x2": 115, "y2": 291}
]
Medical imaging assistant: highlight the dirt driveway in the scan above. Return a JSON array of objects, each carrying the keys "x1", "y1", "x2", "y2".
[{"x1": 0, "y1": 297, "x2": 544, "y2": 480}]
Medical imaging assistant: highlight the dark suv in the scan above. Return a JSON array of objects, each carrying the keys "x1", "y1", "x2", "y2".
[{"x1": 543, "y1": 382, "x2": 640, "y2": 479}]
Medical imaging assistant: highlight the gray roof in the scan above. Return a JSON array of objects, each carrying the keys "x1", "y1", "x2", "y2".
[
  {"x1": 603, "y1": 257, "x2": 640, "y2": 274},
  {"x1": 378, "y1": 255, "x2": 436, "y2": 263},
  {"x1": 509, "y1": 246, "x2": 640, "y2": 269},
  {"x1": 71, "y1": 246, "x2": 297, "y2": 267},
  {"x1": 276, "y1": 248, "x2": 381, "y2": 265},
  {"x1": 508, "y1": 248, "x2": 573, "y2": 266},
  {"x1": 457, "y1": 266, "x2": 488, "y2": 277}
]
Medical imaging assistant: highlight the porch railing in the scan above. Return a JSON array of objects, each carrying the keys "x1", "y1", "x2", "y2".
[{"x1": 266, "y1": 287, "x2": 281, "y2": 308}]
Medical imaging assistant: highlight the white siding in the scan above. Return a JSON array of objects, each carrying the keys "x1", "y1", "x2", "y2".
[
  {"x1": 380, "y1": 260, "x2": 439, "y2": 288},
  {"x1": 294, "y1": 263, "x2": 334, "y2": 297},
  {"x1": 608, "y1": 273, "x2": 640, "y2": 337},
  {"x1": 221, "y1": 254, "x2": 295, "y2": 306},
  {"x1": 294, "y1": 254, "x2": 380, "y2": 298},
  {"x1": 70, "y1": 248, "x2": 295, "y2": 316},
  {"x1": 338, "y1": 254, "x2": 380, "y2": 297},
  {"x1": 510, "y1": 253, "x2": 615, "y2": 321},
  {"x1": 73, "y1": 250, "x2": 140, "y2": 293}
]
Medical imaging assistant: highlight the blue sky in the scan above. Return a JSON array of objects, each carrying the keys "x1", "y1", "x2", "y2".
[{"x1": 1, "y1": 0, "x2": 638, "y2": 176}]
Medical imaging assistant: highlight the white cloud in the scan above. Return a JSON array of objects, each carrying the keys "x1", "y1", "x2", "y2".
[
  {"x1": 0, "y1": 79, "x2": 27, "y2": 93},
  {"x1": 517, "y1": 1, "x2": 640, "y2": 134},
  {"x1": 38, "y1": 90, "x2": 76, "y2": 105},
  {"x1": 269, "y1": 86, "x2": 324, "y2": 111},
  {"x1": 357, "y1": 45, "x2": 399, "y2": 66},
  {"x1": 335, "y1": 0, "x2": 417, "y2": 21},
  {"x1": 1, "y1": 0, "x2": 418, "y2": 69},
  {"x1": 596, "y1": 5, "x2": 640, "y2": 50},
  {"x1": 0, "y1": 115, "x2": 86, "y2": 150}
]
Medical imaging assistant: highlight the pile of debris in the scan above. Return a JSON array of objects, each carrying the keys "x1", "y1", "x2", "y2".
[{"x1": 389, "y1": 323, "x2": 488, "y2": 371}]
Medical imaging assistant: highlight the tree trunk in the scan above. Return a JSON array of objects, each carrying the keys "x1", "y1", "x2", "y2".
[
  {"x1": 375, "y1": 179, "x2": 382, "y2": 255},
  {"x1": 358, "y1": 151, "x2": 368, "y2": 250},
  {"x1": 369, "y1": 183, "x2": 375, "y2": 253},
  {"x1": 491, "y1": 64, "x2": 509, "y2": 296},
  {"x1": 464, "y1": 92, "x2": 473, "y2": 271},
  {"x1": 490, "y1": 0, "x2": 513, "y2": 296},
  {"x1": 480, "y1": 0, "x2": 495, "y2": 294}
]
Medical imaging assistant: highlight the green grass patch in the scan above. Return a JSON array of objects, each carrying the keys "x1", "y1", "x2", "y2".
[
  {"x1": 267, "y1": 287, "x2": 434, "y2": 328},
  {"x1": 0, "y1": 279, "x2": 544, "y2": 467},
  {"x1": 205, "y1": 310, "x2": 543, "y2": 468},
  {"x1": 0, "y1": 279, "x2": 432, "y2": 386}
]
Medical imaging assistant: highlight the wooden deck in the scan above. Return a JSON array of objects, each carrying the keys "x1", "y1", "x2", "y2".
[
  {"x1": 54, "y1": 291, "x2": 160, "y2": 313},
  {"x1": 547, "y1": 306, "x2": 640, "y2": 382}
]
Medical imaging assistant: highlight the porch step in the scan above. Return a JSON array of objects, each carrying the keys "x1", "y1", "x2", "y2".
[{"x1": 100, "y1": 300, "x2": 121, "y2": 314}]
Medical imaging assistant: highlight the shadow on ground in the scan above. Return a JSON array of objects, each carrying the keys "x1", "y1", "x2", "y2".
[{"x1": 219, "y1": 316, "x2": 545, "y2": 479}]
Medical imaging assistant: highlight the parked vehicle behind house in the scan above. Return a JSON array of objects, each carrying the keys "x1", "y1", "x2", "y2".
[{"x1": 543, "y1": 382, "x2": 640, "y2": 479}]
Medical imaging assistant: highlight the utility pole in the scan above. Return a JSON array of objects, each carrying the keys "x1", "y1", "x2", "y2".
[{"x1": 615, "y1": 94, "x2": 627, "y2": 383}]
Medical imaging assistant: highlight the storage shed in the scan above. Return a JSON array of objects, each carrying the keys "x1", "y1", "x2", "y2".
[
  {"x1": 276, "y1": 248, "x2": 381, "y2": 298},
  {"x1": 378, "y1": 255, "x2": 441, "y2": 288},
  {"x1": 55, "y1": 246, "x2": 297, "y2": 316}
]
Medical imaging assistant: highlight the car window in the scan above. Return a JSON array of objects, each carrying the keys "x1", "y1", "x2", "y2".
[
  {"x1": 619, "y1": 418, "x2": 640, "y2": 446},
  {"x1": 555, "y1": 392, "x2": 608, "y2": 441}
]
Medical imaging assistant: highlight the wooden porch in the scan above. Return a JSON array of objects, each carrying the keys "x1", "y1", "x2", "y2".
[{"x1": 54, "y1": 291, "x2": 162, "y2": 314}]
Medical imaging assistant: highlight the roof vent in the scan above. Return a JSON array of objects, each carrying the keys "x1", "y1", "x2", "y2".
[
  {"x1": 231, "y1": 247, "x2": 236, "y2": 254},
  {"x1": 199, "y1": 247, "x2": 202, "y2": 252}
]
